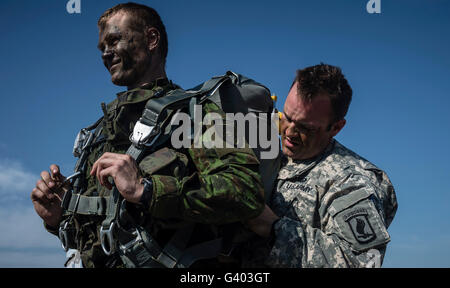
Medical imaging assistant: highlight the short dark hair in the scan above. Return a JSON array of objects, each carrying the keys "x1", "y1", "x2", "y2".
[
  {"x1": 98, "y1": 2, "x2": 168, "y2": 62},
  {"x1": 292, "y1": 63, "x2": 353, "y2": 123}
]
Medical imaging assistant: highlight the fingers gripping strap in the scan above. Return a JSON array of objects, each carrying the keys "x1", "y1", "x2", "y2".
[{"x1": 100, "y1": 145, "x2": 143, "y2": 255}]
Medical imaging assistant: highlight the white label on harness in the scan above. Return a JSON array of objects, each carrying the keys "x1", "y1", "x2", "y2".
[{"x1": 65, "y1": 249, "x2": 83, "y2": 268}]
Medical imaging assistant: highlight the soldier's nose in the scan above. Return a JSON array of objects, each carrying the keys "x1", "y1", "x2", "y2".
[
  {"x1": 102, "y1": 49, "x2": 114, "y2": 63},
  {"x1": 286, "y1": 124, "x2": 298, "y2": 137}
]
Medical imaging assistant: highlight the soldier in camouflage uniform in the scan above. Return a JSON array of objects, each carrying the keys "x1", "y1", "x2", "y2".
[
  {"x1": 31, "y1": 3, "x2": 264, "y2": 267},
  {"x1": 245, "y1": 64, "x2": 398, "y2": 268}
]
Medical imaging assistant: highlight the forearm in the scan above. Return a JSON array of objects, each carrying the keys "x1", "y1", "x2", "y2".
[{"x1": 148, "y1": 150, "x2": 265, "y2": 224}]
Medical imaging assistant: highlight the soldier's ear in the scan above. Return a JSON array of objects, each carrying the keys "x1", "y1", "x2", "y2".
[
  {"x1": 330, "y1": 119, "x2": 346, "y2": 137},
  {"x1": 146, "y1": 27, "x2": 160, "y2": 53}
]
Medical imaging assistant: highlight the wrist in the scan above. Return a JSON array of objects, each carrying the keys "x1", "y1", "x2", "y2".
[
  {"x1": 127, "y1": 180, "x2": 145, "y2": 204},
  {"x1": 138, "y1": 177, "x2": 153, "y2": 210},
  {"x1": 44, "y1": 220, "x2": 60, "y2": 236}
]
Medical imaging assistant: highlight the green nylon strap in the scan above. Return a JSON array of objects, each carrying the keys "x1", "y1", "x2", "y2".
[
  {"x1": 66, "y1": 194, "x2": 110, "y2": 216},
  {"x1": 101, "y1": 187, "x2": 121, "y2": 228}
]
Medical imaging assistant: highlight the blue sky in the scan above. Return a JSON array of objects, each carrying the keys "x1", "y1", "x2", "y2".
[{"x1": 0, "y1": 0, "x2": 449, "y2": 267}]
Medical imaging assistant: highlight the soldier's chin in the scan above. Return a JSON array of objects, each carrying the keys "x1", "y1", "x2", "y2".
[
  {"x1": 282, "y1": 145, "x2": 295, "y2": 158},
  {"x1": 111, "y1": 76, "x2": 128, "y2": 86},
  {"x1": 111, "y1": 72, "x2": 134, "y2": 87},
  {"x1": 283, "y1": 145, "x2": 302, "y2": 160}
]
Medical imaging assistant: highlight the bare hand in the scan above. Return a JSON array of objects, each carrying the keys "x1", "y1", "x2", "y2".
[
  {"x1": 31, "y1": 164, "x2": 67, "y2": 228},
  {"x1": 90, "y1": 152, "x2": 144, "y2": 204}
]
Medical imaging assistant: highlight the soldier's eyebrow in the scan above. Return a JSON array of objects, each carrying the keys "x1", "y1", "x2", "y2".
[
  {"x1": 98, "y1": 30, "x2": 122, "y2": 47},
  {"x1": 284, "y1": 111, "x2": 318, "y2": 131},
  {"x1": 284, "y1": 111, "x2": 293, "y2": 122}
]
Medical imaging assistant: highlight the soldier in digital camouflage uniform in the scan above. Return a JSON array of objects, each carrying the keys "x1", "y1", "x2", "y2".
[
  {"x1": 245, "y1": 64, "x2": 398, "y2": 268},
  {"x1": 31, "y1": 2, "x2": 264, "y2": 268}
]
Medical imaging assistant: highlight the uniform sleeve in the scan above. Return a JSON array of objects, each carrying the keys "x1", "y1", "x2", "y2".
[
  {"x1": 266, "y1": 175, "x2": 393, "y2": 268},
  {"x1": 141, "y1": 101, "x2": 265, "y2": 224}
]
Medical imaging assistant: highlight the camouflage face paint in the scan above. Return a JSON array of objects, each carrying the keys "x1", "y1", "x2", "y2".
[{"x1": 98, "y1": 12, "x2": 152, "y2": 89}]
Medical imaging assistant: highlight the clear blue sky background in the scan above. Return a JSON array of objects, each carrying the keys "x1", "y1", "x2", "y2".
[{"x1": 0, "y1": 0, "x2": 448, "y2": 267}]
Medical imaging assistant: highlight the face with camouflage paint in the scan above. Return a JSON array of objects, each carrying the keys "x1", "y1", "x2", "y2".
[
  {"x1": 98, "y1": 12, "x2": 160, "y2": 89},
  {"x1": 280, "y1": 81, "x2": 345, "y2": 160}
]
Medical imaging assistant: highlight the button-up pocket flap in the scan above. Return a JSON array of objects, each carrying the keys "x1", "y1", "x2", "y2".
[
  {"x1": 328, "y1": 188, "x2": 373, "y2": 217},
  {"x1": 139, "y1": 147, "x2": 178, "y2": 175}
]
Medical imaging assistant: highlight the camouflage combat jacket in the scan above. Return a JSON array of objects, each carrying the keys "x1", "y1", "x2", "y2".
[
  {"x1": 46, "y1": 79, "x2": 265, "y2": 267},
  {"x1": 244, "y1": 139, "x2": 397, "y2": 268}
]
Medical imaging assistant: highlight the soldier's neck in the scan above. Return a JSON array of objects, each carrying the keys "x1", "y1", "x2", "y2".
[{"x1": 127, "y1": 66, "x2": 167, "y2": 91}]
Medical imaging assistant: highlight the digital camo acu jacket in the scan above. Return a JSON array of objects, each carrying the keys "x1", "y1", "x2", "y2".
[
  {"x1": 264, "y1": 139, "x2": 397, "y2": 268},
  {"x1": 46, "y1": 79, "x2": 265, "y2": 267}
]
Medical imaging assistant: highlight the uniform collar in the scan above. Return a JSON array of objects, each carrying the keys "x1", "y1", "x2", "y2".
[
  {"x1": 116, "y1": 78, "x2": 170, "y2": 98},
  {"x1": 278, "y1": 139, "x2": 336, "y2": 180},
  {"x1": 139, "y1": 78, "x2": 171, "y2": 90},
  {"x1": 111, "y1": 78, "x2": 173, "y2": 109}
]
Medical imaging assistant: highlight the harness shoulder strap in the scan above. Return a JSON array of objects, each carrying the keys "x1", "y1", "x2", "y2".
[{"x1": 139, "y1": 75, "x2": 230, "y2": 128}]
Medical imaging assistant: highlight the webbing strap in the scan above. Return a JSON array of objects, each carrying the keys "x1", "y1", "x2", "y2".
[
  {"x1": 141, "y1": 76, "x2": 230, "y2": 127},
  {"x1": 126, "y1": 145, "x2": 146, "y2": 163},
  {"x1": 156, "y1": 224, "x2": 194, "y2": 268},
  {"x1": 177, "y1": 238, "x2": 224, "y2": 268},
  {"x1": 100, "y1": 144, "x2": 139, "y2": 254},
  {"x1": 66, "y1": 194, "x2": 110, "y2": 216}
]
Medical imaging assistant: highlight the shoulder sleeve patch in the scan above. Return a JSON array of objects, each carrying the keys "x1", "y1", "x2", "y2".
[{"x1": 330, "y1": 190, "x2": 391, "y2": 252}]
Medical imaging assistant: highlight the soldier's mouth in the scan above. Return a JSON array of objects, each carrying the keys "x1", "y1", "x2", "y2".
[
  {"x1": 284, "y1": 136, "x2": 300, "y2": 148},
  {"x1": 109, "y1": 60, "x2": 121, "y2": 72}
]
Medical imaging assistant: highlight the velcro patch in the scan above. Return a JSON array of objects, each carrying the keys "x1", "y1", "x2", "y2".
[
  {"x1": 331, "y1": 194, "x2": 390, "y2": 252},
  {"x1": 344, "y1": 210, "x2": 376, "y2": 244}
]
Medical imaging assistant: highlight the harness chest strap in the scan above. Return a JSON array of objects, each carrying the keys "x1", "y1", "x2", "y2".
[{"x1": 65, "y1": 194, "x2": 110, "y2": 216}]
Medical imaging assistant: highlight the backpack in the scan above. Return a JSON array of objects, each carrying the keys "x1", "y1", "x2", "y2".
[{"x1": 144, "y1": 71, "x2": 282, "y2": 202}]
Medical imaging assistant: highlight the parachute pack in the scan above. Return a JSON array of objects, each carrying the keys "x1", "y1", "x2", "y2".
[{"x1": 155, "y1": 71, "x2": 282, "y2": 201}]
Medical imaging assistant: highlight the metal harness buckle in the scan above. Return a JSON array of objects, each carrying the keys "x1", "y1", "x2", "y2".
[
  {"x1": 73, "y1": 129, "x2": 94, "y2": 157},
  {"x1": 130, "y1": 120, "x2": 162, "y2": 148},
  {"x1": 119, "y1": 228, "x2": 143, "y2": 253},
  {"x1": 59, "y1": 221, "x2": 70, "y2": 252},
  {"x1": 100, "y1": 222, "x2": 116, "y2": 256},
  {"x1": 130, "y1": 120, "x2": 154, "y2": 146}
]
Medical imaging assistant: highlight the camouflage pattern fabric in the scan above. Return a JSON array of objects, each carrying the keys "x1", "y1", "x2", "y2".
[
  {"x1": 244, "y1": 139, "x2": 397, "y2": 268},
  {"x1": 47, "y1": 79, "x2": 265, "y2": 267}
]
